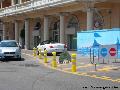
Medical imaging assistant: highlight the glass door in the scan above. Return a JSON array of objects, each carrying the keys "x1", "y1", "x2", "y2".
[
  {"x1": 68, "y1": 35, "x2": 77, "y2": 50},
  {"x1": 34, "y1": 36, "x2": 40, "y2": 47},
  {"x1": 52, "y1": 30, "x2": 59, "y2": 42}
]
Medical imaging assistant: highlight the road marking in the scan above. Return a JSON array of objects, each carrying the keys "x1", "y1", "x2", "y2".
[
  {"x1": 23, "y1": 53, "x2": 120, "y2": 83},
  {"x1": 94, "y1": 66, "x2": 120, "y2": 72},
  {"x1": 63, "y1": 64, "x2": 95, "y2": 71}
]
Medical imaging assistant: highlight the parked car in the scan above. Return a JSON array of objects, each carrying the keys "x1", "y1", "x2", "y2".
[
  {"x1": 0, "y1": 40, "x2": 21, "y2": 60},
  {"x1": 37, "y1": 40, "x2": 67, "y2": 55}
]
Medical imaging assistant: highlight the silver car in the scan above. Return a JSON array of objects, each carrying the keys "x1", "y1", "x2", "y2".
[{"x1": 0, "y1": 40, "x2": 21, "y2": 60}]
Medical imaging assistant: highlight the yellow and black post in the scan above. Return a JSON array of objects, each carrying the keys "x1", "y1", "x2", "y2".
[
  {"x1": 38, "y1": 48, "x2": 42, "y2": 59},
  {"x1": 44, "y1": 50, "x2": 48, "y2": 63},
  {"x1": 33, "y1": 47, "x2": 37, "y2": 57},
  {"x1": 71, "y1": 54, "x2": 77, "y2": 72},
  {"x1": 52, "y1": 52, "x2": 57, "y2": 68}
]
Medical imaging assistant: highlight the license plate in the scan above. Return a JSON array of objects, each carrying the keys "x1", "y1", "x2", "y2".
[
  {"x1": 55, "y1": 49, "x2": 62, "y2": 52},
  {"x1": 5, "y1": 54, "x2": 14, "y2": 56}
]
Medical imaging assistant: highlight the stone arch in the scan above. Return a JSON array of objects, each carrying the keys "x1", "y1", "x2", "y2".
[
  {"x1": 66, "y1": 15, "x2": 79, "y2": 50},
  {"x1": 50, "y1": 17, "x2": 60, "y2": 30},
  {"x1": 66, "y1": 14, "x2": 79, "y2": 31}
]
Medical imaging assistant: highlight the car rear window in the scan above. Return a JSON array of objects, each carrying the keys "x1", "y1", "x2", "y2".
[
  {"x1": 40, "y1": 40, "x2": 56, "y2": 45},
  {"x1": 0, "y1": 41, "x2": 18, "y2": 47}
]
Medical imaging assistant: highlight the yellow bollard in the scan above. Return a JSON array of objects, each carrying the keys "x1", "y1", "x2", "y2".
[
  {"x1": 71, "y1": 54, "x2": 77, "y2": 72},
  {"x1": 33, "y1": 47, "x2": 37, "y2": 57},
  {"x1": 52, "y1": 52, "x2": 57, "y2": 68},
  {"x1": 38, "y1": 48, "x2": 42, "y2": 59},
  {"x1": 44, "y1": 50, "x2": 47, "y2": 55},
  {"x1": 44, "y1": 50, "x2": 48, "y2": 63},
  {"x1": 44, "y1": 54, "x2": 47, "y2": 63}
]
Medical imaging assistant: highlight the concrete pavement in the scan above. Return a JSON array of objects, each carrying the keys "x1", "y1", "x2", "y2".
[{"x1": 22, "y1": 49, "x2": 120, "y2": 83}]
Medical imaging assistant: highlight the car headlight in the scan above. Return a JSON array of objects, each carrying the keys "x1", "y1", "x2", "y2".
[{"x1": 16, "y1": 49, "x2": 21, "y2": 53}]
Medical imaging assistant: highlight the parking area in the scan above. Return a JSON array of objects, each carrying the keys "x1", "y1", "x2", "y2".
[{"x1": 22, "y1": 49, "x2": 120, "y2": 83}]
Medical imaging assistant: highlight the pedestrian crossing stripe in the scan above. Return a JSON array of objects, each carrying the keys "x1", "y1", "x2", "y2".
[
  {"x1": 74, "y1": 72, "x2": 120, "y2": 83},
  {"x1": 95, "y1": 66, "x2": 120, "y2": 72},
  {"x1": 114, "y1": 79, "x2": 120, "y2": 82},
  {"x1": 90, "y1": 75, "x2": 98, "y2": 78},
  {"x1": 101, "y1": 76, "x2": 111, "y2": 79},
  {"x1": 63, "y1": 64, "x2": 95, "y2": 70},
  {"x1": 78, "y1": 73, "x2": 87, "y2": 75},
  {"x1": 97, "y1": 68, "x2": 111, "y2": 72}
]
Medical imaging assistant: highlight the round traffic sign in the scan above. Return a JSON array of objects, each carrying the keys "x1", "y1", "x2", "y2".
[
  {"x1": 100, "y1": 48, "x2": 107, "y2": 57},
  {"x1": 109, "y1": 48, "x2": 116, "y2": 56}
]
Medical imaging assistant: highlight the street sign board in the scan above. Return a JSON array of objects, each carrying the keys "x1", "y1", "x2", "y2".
[
  {"x1": 99, "y1": 45, "x2": 117, "y2": 59},
  {"x1": 109, "y1": 48, "x2": 116, "y2": 56},
  {"x1": 100, "y1": 48, "x2": 107, "y2": 57}
]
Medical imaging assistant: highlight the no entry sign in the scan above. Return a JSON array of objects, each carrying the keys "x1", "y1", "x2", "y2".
[{"x1": 109, "y1": 48, "x2": 116, "y2": 56}]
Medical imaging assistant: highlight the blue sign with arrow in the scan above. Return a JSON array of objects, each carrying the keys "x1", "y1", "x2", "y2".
[{"x1": 100, "y1": 48, "x2": 107, "y2": 57}]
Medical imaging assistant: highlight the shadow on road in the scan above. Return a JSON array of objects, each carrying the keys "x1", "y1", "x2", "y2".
[{"x1": 0, "y1": 58, "x2": 25, "y2": 62}]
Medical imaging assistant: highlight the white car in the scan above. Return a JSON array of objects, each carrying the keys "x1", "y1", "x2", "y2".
[{"x1": 37, "y1": 40, "x2": 67, "y2": 55}]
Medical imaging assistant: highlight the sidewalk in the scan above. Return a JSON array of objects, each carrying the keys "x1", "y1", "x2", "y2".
[
  {"x1": 22, "y1": 49, "x2": 120, "y2": 83},
  {"x1": 22, "y1": 49, "x2": 120, "y2": 71}
]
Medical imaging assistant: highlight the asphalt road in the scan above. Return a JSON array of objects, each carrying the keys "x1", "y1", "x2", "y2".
[{"x1": 0, "y1": 53, "x2": 119, "y2": 90}]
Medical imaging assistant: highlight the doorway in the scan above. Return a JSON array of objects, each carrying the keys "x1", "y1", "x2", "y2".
[
  {"x1": 52, "y1": 21, "x2": 60, "y2": 42},
  {"x1": 67, "y1": 16, "x2": 79, "y2": 50},
  {"x1": 67, "y1": 34, "x2": 77, "y2": 50},
  {"x1": 52, "y1": 30, "x2": 59, "y2": 42},
  {"x1": 34, "y1": 36, "x2": 40, "y2": 47}
]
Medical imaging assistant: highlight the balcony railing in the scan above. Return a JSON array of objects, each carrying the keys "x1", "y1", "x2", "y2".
[{"x1": 0, "y1": 0, "x2": 78, "y2": 17}]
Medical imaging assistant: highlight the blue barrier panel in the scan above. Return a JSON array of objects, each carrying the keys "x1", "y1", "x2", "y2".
[{"x1": 77, "y1": 28, "x2": 120, "y2": 58}]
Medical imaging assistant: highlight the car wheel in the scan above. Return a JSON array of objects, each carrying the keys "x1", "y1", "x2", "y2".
[
  {"x1": 0, "y1": 58, "x2": 3, "y2": 61},
  {"x1": 18, "y1": 56, "x2": 21, "y2": 61}
]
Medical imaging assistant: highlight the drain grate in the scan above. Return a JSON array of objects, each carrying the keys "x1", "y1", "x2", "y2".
[
  {"x1": 112, "y1": 68, "x2": 119, "y2": 70},
  {"x1": 19, "y1": 63, "x2": 40, "y2": 67}
]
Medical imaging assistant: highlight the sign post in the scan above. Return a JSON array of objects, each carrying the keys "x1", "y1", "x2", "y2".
[{"x1": 100, "y1": 48, "x2": 107, "y2": 64}]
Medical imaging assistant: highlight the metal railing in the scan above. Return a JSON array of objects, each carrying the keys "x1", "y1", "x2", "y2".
[{"x1": 0, "y1": 0, "x2": 78, "y2": 17}]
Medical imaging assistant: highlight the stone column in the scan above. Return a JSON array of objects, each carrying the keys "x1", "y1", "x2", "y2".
[
  {"x1": 25, "y1": 19, "x2": 30, "y2": 50},
  {"x1": 15, "y1": 20, "x2": 19, "y2": 43},
  {"x1": 0, "y1": 1, "x2": 2, "y2": 8},
  {"x1": 44, "y1": 16, "x2": 49, "y2": 41},
  {"x1": 19, "y1": 0, "x2": 22, "y2": 4},
  {"x1": 3, "y1": 22, "x2": 7, "y2": 40},
  {"x1": 87, "y1": 8, "x2": 94, "y2": 30},
  {"x1": 8, "y1": 22, "x2": 14, "y2": 40},
  {"x1": 60, "y1": 14, "x2": 65, "y2": 44},
  {"x1": 11, "y1": 0, "x2": 14, "y2": 6},
  {"x1": 19, "y1": 21, "x2": 24, "y2": 48}
]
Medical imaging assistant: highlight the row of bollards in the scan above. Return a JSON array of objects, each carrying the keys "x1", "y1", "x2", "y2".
[{"x1": 33, "y1": 47, "x2": 77, "y2": 72}]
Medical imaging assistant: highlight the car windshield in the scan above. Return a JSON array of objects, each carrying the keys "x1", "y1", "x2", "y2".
[
  {"x1": 0, "y1": 41, "x2": 18, "y2": 47},
  {"x1": 40, "y1": 40, "x2": 55, "y2": 45}
]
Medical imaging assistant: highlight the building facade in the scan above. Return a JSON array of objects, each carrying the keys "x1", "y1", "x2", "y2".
[{"x1": 0, "y1": 0, "x2": 120, "y2": 50}]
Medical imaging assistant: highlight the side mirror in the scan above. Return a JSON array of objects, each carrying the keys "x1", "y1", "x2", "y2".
[
  {"x1": 19, "y1": 45, "x2": 22, "y2": 49},
  {"x1": 18, "y1": 44, "x2": 22, "y2": 49}
]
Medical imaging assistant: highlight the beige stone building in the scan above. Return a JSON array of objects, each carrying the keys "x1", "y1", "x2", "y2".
[{"x1": 0, "y1": 0, "x2": 120, "y2": 50}]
